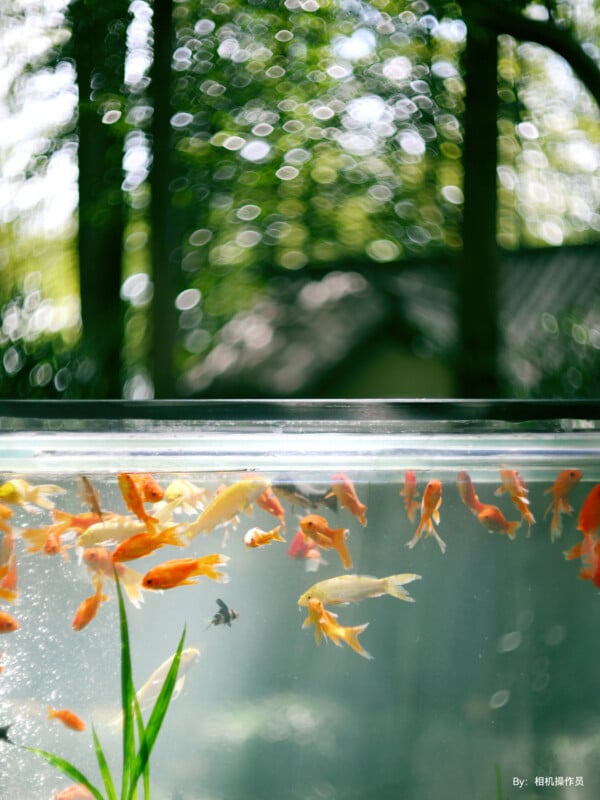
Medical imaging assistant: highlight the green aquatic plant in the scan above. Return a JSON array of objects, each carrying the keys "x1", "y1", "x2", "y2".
[{"x1": 22, "y1": 575, "x2": 186, "y2": 799}]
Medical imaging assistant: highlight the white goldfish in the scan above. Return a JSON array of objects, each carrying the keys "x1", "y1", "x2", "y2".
[{"x1": 298, "y1": 573, "x2": 422, "y2": 607}]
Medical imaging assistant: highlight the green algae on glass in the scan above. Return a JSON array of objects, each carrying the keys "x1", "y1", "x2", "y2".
[{"x1": 22, "y1": 574, "x2": 186, "y2": 800}]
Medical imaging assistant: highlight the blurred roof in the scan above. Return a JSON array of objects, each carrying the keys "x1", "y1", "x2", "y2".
[{"x1": 180, "y1": 243, "x2": 600, "y2": 397}]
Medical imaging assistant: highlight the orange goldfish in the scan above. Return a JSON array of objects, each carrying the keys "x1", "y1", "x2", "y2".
[
  {"x1": 326, "y1": 474, "x2": 367, "y2": 526},
  {"x1": 303, "y1": 596, "x2": 371, "y2": 659},
  {"x1": 48, "y1": 707, "x2": 86, "y2": 732},
  {"x1": 243, "y1": 525, "x2": 286, "y2": 548},
  {"x1": 288, "y1": 529, "x2": 326, "y2": 572},
  {"x1": 496, "y1": 468, "x2": 535, "y2": 534},
  {"x1": 117, "y1": 473, "x2": 158, "y2": 533},
  {"x1": 111, "y1": 525, "x2": 185, "y2": 562},
  {"x1": 544, "y1": 468, "x2": 582, "y2": 541},
  {"x1": 0, "y1": 502, "x2": 12, "y2": 534},
  {"x1": 83, "y1": 547, "x2": 144, "y2": 607},
  {"x1": 0, "y1": 528, "x2": 15, "y2": 579},
  {"x1": 477, "y1": 504, "x2": 521, "y2": 539},
  {"x1": 0, "y1": 554, "x2": 18, "y2": 603},
  {"x1": 400, "y1": 471, "x2": 420, "y2": 522},
  {"x1": 256, "y1": 486, "x2": 287, "y2": 530},
  {"x1": 299, "y1": 514, "x2": 352, "y2": 569},
  {"x1": 130, "y1": 473, "x2": 165, "y2": 503},
  {"x1": 72, "y1": 581, "x2": 109, "y2": 631},
  {"x1": 564, "y1": 531, "x2": 600, "y2": 588},
  {"x1": 406, "y1": 479, "x2": 445, "y2": 553},
  {"x1": 52, "y1": 509, "x2": 105, "y2": 533},
  {"x1": 456, "y1": 471, "x2": 485, "y2": 514},
  {"x1": 577, "y1": 483, "x2": 600, "y2": 538},
  {"x1": 0, "y1": 610, "x2": 18, "y2": 633},
  {"x1": 186, "y1": 478, "x2": 271, "y2": 538},
  {"x1": 142, "y1": 554, "x2": 229, "y2": 590},
  {"x1": 0, "y1": 479, "x2": 65, "y2": 511}
]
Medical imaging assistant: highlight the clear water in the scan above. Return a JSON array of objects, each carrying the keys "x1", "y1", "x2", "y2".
[{"x1": 1, "y1": 417, "x2": 600, "y2": 800}]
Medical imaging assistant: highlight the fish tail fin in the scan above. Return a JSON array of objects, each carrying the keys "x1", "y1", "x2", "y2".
[
  {"x1": 494, "y1": 486, "x2": 505, "y2": 496},
  {"x1": 543, "y1": 500, "x2": 554, "y2": 521},
  {"x1": 407, "y1": 517, "x2": 425, "y2": 548},
  {"x1": 115, "y1": 564, "x2": 144, "y2": 607},
  {"x1": 272, "y1": 526, "x2": 286, "y2": 543},
  {"x1": 194, "y1": 553, "x2": 230, "y2": 583},
  {"x1": 550, "y1": 511, "x2": 562, "y2": 542},
  {"x1": 383, "y1": 573, "x2": 422, "y2": 602},
  {"x1": 331, "y1": 528, "x2": 352, "y2": 569},
  {"x1": 340, "y1": 622, "x2": 372, "y2": 660},
  {"x1": 47, "y1": 707, "x2": 56, "y2": 720},
  {"x1": 507, "y1": 520, "x2": 521, "y2": 540},
  {"x1": 160, "y1": 525, "x2": 186, "y2": 548},
  {"x1": 33, "y1": 485, "x2": 65, "y2": 509},
  {"x1": 21, "y1": 528, "x2": 48, "y2": 553},
  {"x1": 564, "y1": 541, "x2": 584, "y2": 560}
]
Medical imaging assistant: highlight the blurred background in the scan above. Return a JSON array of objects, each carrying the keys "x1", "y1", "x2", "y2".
[{"x1": 0, "y1": 0, "x2": 599, "y2": 401}]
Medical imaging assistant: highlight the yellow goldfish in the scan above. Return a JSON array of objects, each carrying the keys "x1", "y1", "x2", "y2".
[
  {"x1": 243, "y1": 525, "x2": 286, "y2": 548},
  {"x1": 185, "y1": 478, "x2": 271, "y2": 539},
  {"x1": 298, "y1": 573, "x2": 422, "y2": 607},
  {"x1": 0, "y1": 479, "x2": 65, "y2": 511},
  {"x1": 164, "y1": 479, "x2": 208, "y2": 514}
]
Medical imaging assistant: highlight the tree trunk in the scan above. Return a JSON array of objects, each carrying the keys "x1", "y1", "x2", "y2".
[
  {"x1": 70, "y1": 0, "x2": 127, "y2": 398},
  {"x1": 458, "y1": 14, "x2": 500, "y2": 397},
  {"x1": 149, "y1": 0, "x2": 177, "y2": 398}
]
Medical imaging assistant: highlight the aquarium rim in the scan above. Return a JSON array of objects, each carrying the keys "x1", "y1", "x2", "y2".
[{"x1": 0, "y1": 398, "x2": 600, "y2": 431}]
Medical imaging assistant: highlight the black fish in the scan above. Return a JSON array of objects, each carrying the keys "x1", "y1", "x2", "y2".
[
  {"x1": 272, "y1": 481, "x2": 338, "y2": 512},
  {"x1": 207, "y1": 598, "x2": 239, "y2": 629},
  {"x1": 0, "y1": 724, "x2": 13, "y2": 744}
]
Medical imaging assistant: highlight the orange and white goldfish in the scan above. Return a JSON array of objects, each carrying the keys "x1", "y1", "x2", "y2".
[
  {"x1": 82, "y1": 547, "x2": 144, "y2": 607},
  {"x1": 303, "y1": 596, "x2": 371, "y2": 659},
  {"x1": 118, "y1": 473, "x2": 159, "y2": 533},
  {"x1": 299, "y1": 514, "x2": 352, "y2": 569},
  {"x1": 476, "y1": 504, "x2": 521, "y2": 539},
  {"x1": 456, "y1": 470, "x2": 485, "y2": 515},
  {"x1": 0, "y1": 610, "x2": 18, "y2": 633},
  {"x1": 52, "y1": 785, "x2": 95, "y2": 800},
  {"x1": 47, "y1": 707, "x2": 86, "y2": 732},
  {"x1": 185, "y1": 478, "x2": 271, "y2": 539},
  {"x1": 288, "y1": 529, "x2": 326, "y2": 572},
  {"x1": 256, "y1": 485, "x2": 287, "y2": 530},
  {"x1": 22, "y1": 522, "x2": 72, "y2": 560},
  {"x1": 142, "y1": 554, "x2": 229, "y2": 590},
  {"x1": 544, "y1": 468, "x2": 582, "y2": 541},
  {"x1": 496, "y1": 468, "x2": 535, "y2": 534},
  {"x1": 243, "y1": 525, "x2": 286, "y2": 548},
  {"x1": 111, "y1": 525, "x2": 185, "y2": 562},
  {"x1": 326, "y1": 473, "x2": 367, "y2": 526},
  {"x1": 298, "y1": 572, "x2": 421, "y2": 607},
  {"x1": 164, "y1": 479, "x2": 208, "y2": 513},
  {"x1": 400, "y1": 470, "x2": 420, "y2": 522},
  {"x1": 0, "y1": 479, "x2": 65, "y2": 511},
  {"x1": 406, "y1": 479, "x2": 445, "y2": 553},
  {"x1": 577, "y1": 483, "x2": 600, "y2": 538},
  {"x1": 72, "y1": 581, "x2": 109, "y2": 631}
]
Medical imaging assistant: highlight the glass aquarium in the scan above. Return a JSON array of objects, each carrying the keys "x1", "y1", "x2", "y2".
[{"x1": 1, "y1": 399, "x2": 600, "y2": 800}]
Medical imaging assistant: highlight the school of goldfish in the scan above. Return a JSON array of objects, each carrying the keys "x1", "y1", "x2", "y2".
[{"x1": 0, "y1": 465, "x2": 598, "y2": 798}]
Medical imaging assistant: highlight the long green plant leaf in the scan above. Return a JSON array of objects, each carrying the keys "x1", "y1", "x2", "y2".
[
  {"x1": 92, "y1": 725, "x2": 118, "y2": 800},
  {"x1": 133, "y1": 691, "x2": 150, "y2": 799},
  {"x1": 21, "y1": 746, "x2": 105, "y2": 800},
  {"x1": 128, "y1": 627, "x2": 186, "y2": 798},
  {"x1": 115, "y1": 574, "x2": 136, "y2": 800}
]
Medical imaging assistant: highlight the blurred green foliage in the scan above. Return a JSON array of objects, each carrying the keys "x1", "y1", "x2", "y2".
[{"x1": 1, "y1": 0, "x2": 599, "y2": 398}]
